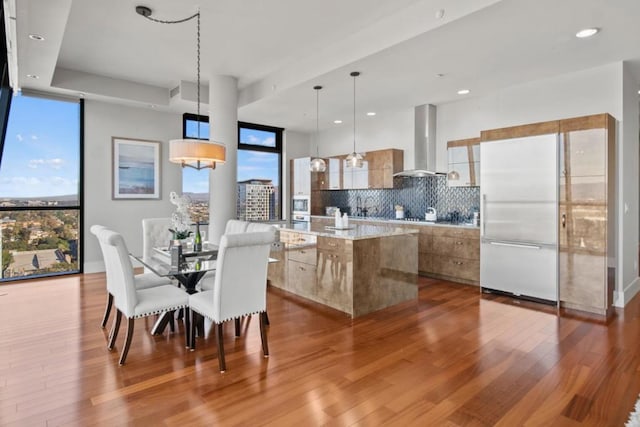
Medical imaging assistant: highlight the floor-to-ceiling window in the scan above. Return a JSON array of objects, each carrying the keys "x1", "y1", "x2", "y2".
[
  {"x1": 181, "y1": 115, "x2": 283, "y2": 221},
  {"x1": 0, "y1": 94, "x2": 82, "y2": 281},
  {"x1": 237, "y1": 122, "x2": 282, "y2": 221}
]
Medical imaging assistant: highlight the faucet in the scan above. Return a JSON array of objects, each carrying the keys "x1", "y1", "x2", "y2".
[{"x1": 356, "y1": 196, "x2": 363, "y2": 216}]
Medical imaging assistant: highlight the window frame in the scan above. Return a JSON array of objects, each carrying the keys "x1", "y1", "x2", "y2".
[
  {"x1": 238, "y1": 121, "x2": 283, "y2": 220},
  {"x1": 0, "y1": 95, "x2": 84, "y2": 281}
]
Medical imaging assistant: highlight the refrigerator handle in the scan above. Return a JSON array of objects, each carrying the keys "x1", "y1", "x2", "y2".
[
  {"x1": 561, "y1": 213, "x2": 566, "y2": 228},
  {"x1": 481, "y1": 194, "x2": 486, "y2": 235}
]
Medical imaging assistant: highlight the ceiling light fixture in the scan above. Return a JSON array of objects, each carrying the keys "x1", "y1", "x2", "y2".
[
  {"x1": 309, "y1": 85, "x2": 326, "y2": 173},
  {"x1": 26, "y1": 74, "x2": 38, "y2": 79},
  {"x1": 457, "y1": 89, "x2": 470, "y2": 95},
  {"x1": 346, "y1": 71, "x2": 364, "y2": 168},
  {"x1": 576, "y1": 28, "x2": 599, "y2": 38},
  {"x1": 334, "y1": 120, "x2": 342, "y2": 124},
  {"x1": 366, "y1": 112, "x2": 376, "y2": 116},
  {"x1": 28, "y1": 34, "x2": 44, "y2": 41},
  {"x1": 137, "y1": 5, "x2": 225, "y2": 170}
]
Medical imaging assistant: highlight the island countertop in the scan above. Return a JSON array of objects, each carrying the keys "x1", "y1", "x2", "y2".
[
  {"x1": 276, "y1": 221, "x2": 418, "y2": 240},
  {"x1": 310, "y1": 215, "x2": 480, "y2": 229}
]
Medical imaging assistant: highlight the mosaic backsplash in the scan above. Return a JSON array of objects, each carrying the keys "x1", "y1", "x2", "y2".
[{"x1": 320, "y1": 176, "x2": 480, "y2": 222}]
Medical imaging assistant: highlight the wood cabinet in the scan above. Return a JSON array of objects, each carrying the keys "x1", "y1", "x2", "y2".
[
  {"x1": 558, "y1": 113, "x2": 615, "y2": 317},
  {"x1": 316, "y1": 237, "x2": 353, "y2": 312},
  {"x1": 418, "y1": 225, "x2": 480, "y2": 284},
  {"x1": 447, "y1": 137, "x2": 480, "y2": 187},
  {"x1": 367, "y1": 148, "x2": 404, "y2": 189},
  {"x1": 278, "y1": 230, "x2": 318, "y2": 299}
]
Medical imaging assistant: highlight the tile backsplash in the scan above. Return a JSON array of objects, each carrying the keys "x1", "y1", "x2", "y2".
[{"x1": 320, "y1": 176, "x2": 480, "y2": 222}]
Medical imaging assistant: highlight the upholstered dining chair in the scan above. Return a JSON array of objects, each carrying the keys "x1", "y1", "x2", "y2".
[
  {"x1": 96, "y1": 227, "x2": 190, "y2": 365},
  {"x1": 188, "y1": 228, "x2": 276, "y2": 372},
  {"x1": 142, "y1": 217, "x2": 173, "y2": 274},
  {"x1": 91, "y1": 224, "x2": 173, "y2": 329}
]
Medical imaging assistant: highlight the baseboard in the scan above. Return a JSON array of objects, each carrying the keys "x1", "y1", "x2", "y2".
[
  {"x1": 84, "y1": 260, "x2": 104, "y2": 274},
  {"x1": 614, "y1": 276, "x2": 640, "y2": 307}
]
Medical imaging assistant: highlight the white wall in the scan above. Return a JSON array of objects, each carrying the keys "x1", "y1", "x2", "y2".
[
  {"x1": 316, "y1": 109, "x2": 414, "y2": 167},
  {"x1": 84, "y1": 100, "x2": 182, "y2": 272},
  {"x1": 313, "y1": 61, "x2": 639, "y2": 306}
]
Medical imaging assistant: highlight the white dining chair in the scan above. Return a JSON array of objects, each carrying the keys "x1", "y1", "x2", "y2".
[
  {"x1": 142, "y1": 218, "x2": 173, "y2": 274},
  {"x1": 91, "y1": 224, "x2": 173, "y2": 329},
  {"x1": 188, "y1": 229, "x2": 276, "y2": 372},
  {"x1": 96, "y1": 227, "x2": 190, "y2": 365}
]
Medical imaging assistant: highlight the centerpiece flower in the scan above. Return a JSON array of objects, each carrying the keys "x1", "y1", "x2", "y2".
[{"x1": 169, "y1": 191, "x2": 192, "y2": 240}]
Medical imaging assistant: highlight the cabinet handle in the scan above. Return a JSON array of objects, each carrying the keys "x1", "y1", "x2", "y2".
[
  {"x1": 300, "y1": 250, "x2": 306, "y2": 254},
  {"x1": 562, "y1": 213, "x2": 566, "y2": 228},
  {"x1": 328, "y1": 242, "x2": 337, "y2": 247},
  {"x1": 453, "y1": 261, "x2": 464, "y2": 266},
  {"x1": 455, "y1": 241, "x2": 463, "y2": 245},
  {"x1": 298, "y1": 266, "x2": 306, "y2": 271}
]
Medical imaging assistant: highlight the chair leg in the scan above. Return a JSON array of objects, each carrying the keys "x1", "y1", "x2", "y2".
[
  {"x1": 184, "y1": 308, "x2": 190, "y2": 349},
  {"x1": 259, "y1": 312, "x2": 269, "y2": 358},
  {"x1": 215, "y1": 323, "x2": 226, "y2": 372},
  {"x1": 235, "y1": 317, "x2": 241, "y2": 337},
  {"x1": 101, "y1": 293, "x2": 113, "y2": 329},
  {"x1": 108, "y1": 310, "x2": 122, "y2": 350},
  {"x1": 119, "y1": 318, "x2": 135, "y2": 365},
  {"x1": 189, "y1": 310, "x2": 197, "y2": 350},
  {"x1": 264, "y1": 311, "x2": 270, "y2": 326},
  {"x1": 168, "y1": 311, "x2": 176, "y2": 333}
]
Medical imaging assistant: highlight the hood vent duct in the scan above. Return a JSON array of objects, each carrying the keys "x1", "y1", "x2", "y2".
[{"x1": 393, "y1": 104, "x2": 444, "y2": 177}]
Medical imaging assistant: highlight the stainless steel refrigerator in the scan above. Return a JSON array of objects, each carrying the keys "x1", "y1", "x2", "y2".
[{"x1": 480, "y1": 134, "x2": 558, "y2": 302}]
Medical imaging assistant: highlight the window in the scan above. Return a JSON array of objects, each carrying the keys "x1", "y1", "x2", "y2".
[
  {"x1": 182, "y1": 113, "x2": 210, "y2": 223},
  {"x1": 0, "y1": 95, "x2": 82, "y2": 281},
  {"x1": 238, "y1": 122, "x2": 282, "y2": 221},
  {"x1": 181, "y1": 115, "x2": 283, "y2": 221}
]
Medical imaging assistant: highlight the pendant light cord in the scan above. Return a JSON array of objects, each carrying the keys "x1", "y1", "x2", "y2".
[
  {"x1": 138, "y1": 9, "x2": 201, "y2": 139},
  {"x1": 316, "y1": 87, "x2": 320, "y2": 157},
  {"x1": 352, "y1": 73, "x2": 356, "y2": 153}
]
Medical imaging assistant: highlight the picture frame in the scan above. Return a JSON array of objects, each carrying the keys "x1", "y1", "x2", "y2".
[{"x1": 112, "y1": 137, "x2": 161, "y2": 200}]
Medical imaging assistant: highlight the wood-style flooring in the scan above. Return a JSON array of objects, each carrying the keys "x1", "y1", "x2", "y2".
[{"x1": 1, "y1": 273, "x2": 639, "y2": 426}]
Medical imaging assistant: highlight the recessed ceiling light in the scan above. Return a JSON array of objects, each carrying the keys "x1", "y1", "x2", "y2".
[
  {"x1": 333, "y1": 120, "x2": 342, "y2": 124},
  {"x1": 457, "y1": 89, "x2": 470, "y2": 95},
  {"x1": 28, "y1": 34, "x2": 44, "y2": 41},
  {"x1": 26, "y1": 74, "x2": 39, "y2": 79},
  {"x1": 366, "y1": 112, "x2": 376, "y2": 116},
  {"x1": 576, "y1": 28, "x2": 599, "y2": 38},
  {"x1": 436, "y1": 73, "x2": 445, "y2": 78}
]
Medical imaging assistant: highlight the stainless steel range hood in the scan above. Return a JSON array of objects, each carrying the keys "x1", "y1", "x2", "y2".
[{"x1": 393, "y1": 104, "x2": 445, "y2": 177}]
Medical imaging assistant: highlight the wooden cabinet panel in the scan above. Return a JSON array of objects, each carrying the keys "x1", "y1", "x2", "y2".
[
  {"x1": 288, "y1": 246, "x2": 317, "y2": 264},
  {"x1": 418, "y1": 253, "x2": 432, "y2": 274},
  {"x1": 287, "y1": 260, "x2": 317, "y2": 298},
  {"x1": 558, "y1": 113, "x2": 614, "y2": 316},
  {"x1": 418, "y1": 229, "x2": 432, "y2": 253},
  {"x1": 431, "y1": 226, "x2": 479, "y2": 240},
  {"x1": 432, "y1": 256, "x2": 479, "y2": 282},
  {"x1": 432, "y1": 236, "x2": 480, "y2": 260}
]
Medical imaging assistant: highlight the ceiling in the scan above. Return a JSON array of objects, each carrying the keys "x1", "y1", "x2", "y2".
[{"x1": 7, "y1": 0, "x2": 640, "y2": 133}]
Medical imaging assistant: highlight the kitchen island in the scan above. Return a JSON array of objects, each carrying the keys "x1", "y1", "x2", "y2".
[{"x1": 268, "y1": 221, "x2": 418, "y2": 317}]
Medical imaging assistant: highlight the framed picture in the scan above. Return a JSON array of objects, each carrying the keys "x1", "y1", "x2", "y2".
[{"x1": 112, "y1": 137, "x2": 161, "y2": 199}]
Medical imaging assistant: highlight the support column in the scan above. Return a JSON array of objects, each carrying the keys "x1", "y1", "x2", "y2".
[{"x1": 208, "y1": 75, "x2": 238, "y2": 244}]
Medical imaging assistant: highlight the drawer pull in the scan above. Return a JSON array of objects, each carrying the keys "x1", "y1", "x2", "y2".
[
  {"x1": 453, "y1": 261, "x2": 464, "y2": 265},
  {"x1": 298, "y1": 266, "x2": 306, "y2": 271},
  {"x1": 328, "y1": 242, "x2": 337, "y2": 247},
  {"x1": 455, "y1": 241, "x2": 464, "y2": 245},
  {"x1": 300, "y1": 250, "x2": 306, "y2": 254}
]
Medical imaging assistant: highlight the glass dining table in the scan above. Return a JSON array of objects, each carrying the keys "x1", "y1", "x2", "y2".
[{"x1": 130, "y1": 242, "x2": 219, "y2": 335}]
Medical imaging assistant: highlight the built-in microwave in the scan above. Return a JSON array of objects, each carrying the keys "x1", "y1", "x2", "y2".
[{"x1": 292, "y1": 195, "x2": 310, "y2": 217}]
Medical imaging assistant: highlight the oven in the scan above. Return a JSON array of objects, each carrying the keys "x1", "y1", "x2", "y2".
[{"x1": 292, "y1": 195, "x2": 310, "y2": 222}]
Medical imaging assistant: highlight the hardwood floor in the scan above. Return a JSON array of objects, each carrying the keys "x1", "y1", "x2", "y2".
[{"x1": 2, "y1": 273, "x2": 639, "y2": 426}]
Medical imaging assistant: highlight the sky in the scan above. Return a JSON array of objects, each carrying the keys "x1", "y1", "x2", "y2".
[
  {"x1": 0, "y1": 94, "x2": 80, "y2": 199},
  {"x1": 183, "y1": 125, "x2": 279, "y2": 194}
]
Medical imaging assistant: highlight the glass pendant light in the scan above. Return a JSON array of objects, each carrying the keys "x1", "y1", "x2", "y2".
[
  {"x1": 346, "y1": 71, "x2": 364, "y2": 168},
  {"x1": 309, "y1": 85, "x2": 326, "y2": 172}
]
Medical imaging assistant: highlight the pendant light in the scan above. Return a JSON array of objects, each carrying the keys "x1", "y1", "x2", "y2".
[
  {"x1": 346, "y1": 71, "x2": 364, "y2": 168},
  {"x1": 309, "y1": 85, "x2": 327, "y2": 172},
  {"x1": 137, "y1": 6, "x2": 226, "y2": 170}
]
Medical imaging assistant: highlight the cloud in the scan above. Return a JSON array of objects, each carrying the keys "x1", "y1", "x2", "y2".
[
  {"x1": 0, "y1": 176, "x2": 42, "y2": 186},
  {"x1": 244, "y1": 134, "x2": 275, "y2": 147},
  {"x1": 28, "y1": 158, "x2": 65, "y2": 169},
  {"x1": 28, "y1": 159, "x2": 45, "y2": 169},
  {"x1": 16, "y1": 134, "x2": 23, "y2": 142},
  {"x1": 31, "y1": 135, "x2": 38, "y2": 140}
]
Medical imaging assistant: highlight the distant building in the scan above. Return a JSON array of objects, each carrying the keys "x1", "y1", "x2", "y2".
[{"x1": 237, "y1": 179, "x2": 275, "y2": 221}]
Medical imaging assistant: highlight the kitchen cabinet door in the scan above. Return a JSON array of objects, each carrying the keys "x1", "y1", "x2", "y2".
[
  {"x1": 292, "y1": 157, "x2": 311, "y2": 195},
  {"x1": 558, "y1": 114, "x2": 614, "y2": 316},
  {"x1": 328, "y1": 158, "x2": 341, "y2": 189}
]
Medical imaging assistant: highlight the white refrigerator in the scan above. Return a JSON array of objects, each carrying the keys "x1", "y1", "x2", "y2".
[{"x1": 480, "y1": 134, "x2": 558, "y2": 302}]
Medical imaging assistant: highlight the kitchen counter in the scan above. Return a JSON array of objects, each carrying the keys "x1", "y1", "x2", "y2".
[
  {"x1": 277, "y1": 220, "x2": 419, "y2": 240},
  {"x1": 309, "y1": 215, "x2": 480, "y2": 229},
  {"x1": 269, "y1": 219, "x2": 419, "y2": 317}
]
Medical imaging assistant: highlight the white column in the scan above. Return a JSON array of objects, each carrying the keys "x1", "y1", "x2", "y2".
[{"x1": 208, "y1": 75, "x2": 238, "y2": 243}]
